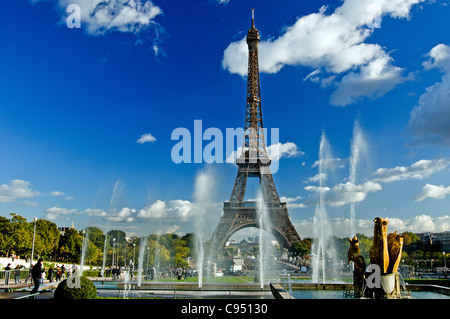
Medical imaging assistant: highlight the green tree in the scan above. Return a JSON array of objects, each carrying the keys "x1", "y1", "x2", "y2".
[
  {"x1": 146, "y1": 238, "x2": 170, "y2": 267},
  {"x1": 58, "y1": 228, "x2": 82, "y2": 262},
  {"x1": 35, "y1": 219, "x2": 60, "y2": 259},
  {"x1": 0, "y1": 216, "x2": 13, "y2": 256},
  {"x1": 289, "y1": 239, "x2": 311, "y2": 257},
  {"x1": 107, "y1": 230, "x2": 126, "y2": 246},
  {"x1": 83, "y1": 239, "x2": 101, "y2": 265},
  {"x1": 182, "y1": 233, "x2": 196, "y2": 258},
  {"x1": 8, "y1": 213, "x2": 33, "y2": 258},
  {"x1": 172, "y1": 237, "x2": 190, "y2": 268},
  {"x1": 85, "y1": 226, "x2": 105, "y2": 251}
]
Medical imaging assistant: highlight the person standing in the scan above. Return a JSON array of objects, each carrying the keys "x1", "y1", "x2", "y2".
[
  {"x1": 4, "y1": 263, "x2": 11, "y2": 286},
  {"x1": 61, "y1": 265, "x2": 66, "y2": 279},
  {"x1": 30, "y1": 258, "x2": 45, "y2": 297},
  {"x1": 14, "y1": 265, "x2": 22, "y2": 284},
  {"x1": 47, "y1": 266, "x2": 54, "y2": 283},
  {"x1": 55, "y1": 266, "x2": 62, "y2": 281}
]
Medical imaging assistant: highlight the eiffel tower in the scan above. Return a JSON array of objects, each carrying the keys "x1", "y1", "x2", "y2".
[{"x1": 209, "y1": 9, "x2": 300, "y2": 252}]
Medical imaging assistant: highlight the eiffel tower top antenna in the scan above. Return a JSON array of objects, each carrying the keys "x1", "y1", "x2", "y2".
[{"x1": 252, "y1": 8, "x2": 255, "y2": 27}]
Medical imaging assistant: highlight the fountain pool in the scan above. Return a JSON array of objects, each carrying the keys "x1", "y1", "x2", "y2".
[{"x1": 290, "y1": 289, "x2": 449, "y2": 299}]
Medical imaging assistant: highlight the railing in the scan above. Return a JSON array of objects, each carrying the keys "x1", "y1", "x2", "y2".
[
  {"x1": 224, "y1": 201, "x2": 286, "y2": 208},
  {"x1": 0, "y1": 269, "x2": 32, "y2": 289},
  {"x1": 14, "y1": 293, "x2": 40, "y2": 299}
]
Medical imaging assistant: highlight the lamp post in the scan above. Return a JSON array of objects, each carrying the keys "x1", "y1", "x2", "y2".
[
  {"x1": 117, "y1": 237, "x2": 120, "y2": 268},
  {"x1": 80, "y1": 229, "x2": 86, "y2": 276},
  {"x1": 444, "y1": 252, "x2": 447, "y2": 270},
  {"x1": 133, "y1": 243, "x2": 136, "y2": 270},
  {"x1": 112, "y1": 238, "x2": 116, "y2": 268},
  {"x1": 147, "y1": 246, "x2": 150, "y2": 278},
  {"x1": 30, "y1": 217, "x2": 37, "y2": 267}
]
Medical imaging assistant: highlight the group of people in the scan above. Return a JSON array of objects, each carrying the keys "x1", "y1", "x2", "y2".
[
  {"x1": 3, "y1": 263, "x2": 25, "y2": 285},
  {"x1": 2, "y1": 259, "x2": 76, "y2": 298},
  {"x1": 104, "y1": 266, "x2": 122, "y2": 280},
  {"x1": 170, "y1": 267, "x2": 194, "y2": 280},
  {"x1": 29, "y1": 259, "x2": 69, "y2": 296}
]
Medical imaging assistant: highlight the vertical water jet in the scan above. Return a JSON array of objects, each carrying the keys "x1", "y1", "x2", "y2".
[
  {"x1": 311, "y1": 131, "x2": 338, "y2": 283},
  {"x1": 349, "y1": 120, "x2": 368, "y2": 237}
]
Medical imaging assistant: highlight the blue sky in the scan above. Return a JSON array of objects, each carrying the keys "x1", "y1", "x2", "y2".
[{"x1": 1, "y1": 0, "x2": 450, "y2": 239}]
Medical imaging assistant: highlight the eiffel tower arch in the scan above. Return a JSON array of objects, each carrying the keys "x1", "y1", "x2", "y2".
[{"x1": 209, "y1": 10, "x2": 301, "y2": 253}]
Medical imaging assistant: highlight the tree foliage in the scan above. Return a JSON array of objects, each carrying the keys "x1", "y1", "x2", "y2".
[{"x1": 1, "y1": 213, "x2": 448, "y2": 269}]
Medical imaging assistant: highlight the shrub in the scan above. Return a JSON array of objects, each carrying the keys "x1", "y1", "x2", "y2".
[{"x1": 54, "y1": 276, "x2": 97, "y2": 299}]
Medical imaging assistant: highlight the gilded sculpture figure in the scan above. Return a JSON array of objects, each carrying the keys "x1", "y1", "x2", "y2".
[
  {"x1": 348, "y1": 236, "x2": 366, "y2": 273},
  {"x1": 369, "y1": 217, "x2": 389, "y2": 274},
  {"x1": 387, "y1": 231, "x2": 404, "y2": 274},
  {"x1": 349, "y1": 217, "x2": 406, "y2": 298}
]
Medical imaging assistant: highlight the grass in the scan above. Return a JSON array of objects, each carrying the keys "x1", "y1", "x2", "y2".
[{"x1": 149, "y1": 275, "x2": 256, "y2": 283}]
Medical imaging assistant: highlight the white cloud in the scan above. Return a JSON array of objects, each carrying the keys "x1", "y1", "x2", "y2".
[
  {"x1": 330, "y1": 54, "x2": 408, "y2": 106},
  {"x1": 386, "y1": 215, "x2": 450, "y2": 233},
  {"x1": 0, "y1": 179, "x2": 41, "y2": 203},
  {"x1": 294, "y1": 214, "x2": 450, "y2": 238},
  {"x1": 302, "y1": 181, "x2": 381, "y2": 207},
  {"x1": 137, "y1": 132, "x2": 157, "y2": 144},
  {"x1": 280, "y1": 195, "x2": 305, "y2": 209},
  {"x1": 422, "y1": 44, "x2": 450, "y2": 71},
  {"x1": 226, "y1": 142, "x2": 303, "y2": 163},
  {"x1": 138, "y1": 198, "x2": 221, "y2": 222},
  {"x1": 266, "y1": 142, "x2": 304, "y2": 161},
  {"x1": 81, "y1": 208, "x2": 108, "y2": 217},
  {"x1": 137, "y1": 199, "x2": 167, "y2": 219},
  {"x1": 414, "y1": 183, "x2": 450, "y2": 201},
  {"x1": 222, "y1": 0, "x2": 423, "y2": 106},
  {"x1": 30, "y1": 0, "x2": 164, "y2": 58},
  {"x1": 50, "y1": 191, "x2": 64, "y2": 196},
  {"x1": 45, "y1": 206, "x2": 77, "y2": 220},
  {"x1": 372, "y1": 158, "x2": 450, "y2": 182},
  {"x1": 57, "y1": 0, "x2": 162, "y2": 35},
  {"x1": 305, "y1": 172, "x2": 327, "y2": 184},
  {"x1": 137, "y1": 199, "x2": 193, "y2": 221},
  {"x1": 106, "y1": 207, "x2": 136, "y2": 223},
  {"x1": 408, "y1": 43, "x2": 450, "y2": 147}
]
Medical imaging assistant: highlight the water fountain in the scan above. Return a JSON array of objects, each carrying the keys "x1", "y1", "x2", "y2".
[
  {"x1": 102, "y1": 180, "x2": 121, "y2": 279},
  {"x1": 137, "y1": 236, "x2": 148, "y2": 287},
  {"x1": 122, "y1": 270, "x2": 131, "y2": 299},
  {"x1": 80, "y1": 228, "x2": 88, "y2": 277},
  {"x1": 154, "y1": 228, "x2": 161, "y2": 281},
  {"x1": 349, "y1": 120, "x2": 369, "y2": 237},
  {"x1": 256, "y1": 192, "x2": 274, "y2": 289},
  {"x1": 311, "y1": 131, "x2": 338, "y2": 283},
  {"x1": 193, "y1": 168, "x2": 215, "y2": 289}
]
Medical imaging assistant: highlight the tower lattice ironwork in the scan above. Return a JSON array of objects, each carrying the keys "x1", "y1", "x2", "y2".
[{"x1": 209, "y1": 10, "x2": 301, "y2": 252}]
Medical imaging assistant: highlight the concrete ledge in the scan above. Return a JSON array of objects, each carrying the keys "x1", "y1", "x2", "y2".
[
  {"x1": 270, "y1": 283, "x2": 294, "y2": 299},
  {"x1": 289, "y1": 282, "x2": 353, "y2": 290},
  {"x1": 405, "y1": 284, "x2": 450, "y2": 296},
  {"x1": 118, "y1": 281, "x2": 271, "y2": 291}
]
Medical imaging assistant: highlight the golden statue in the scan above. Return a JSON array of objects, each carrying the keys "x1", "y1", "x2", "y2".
[
  {"x1": 387, "y1": 231, "x2": 404, "y2": 274},
  {"x1": 348, "y1": 236, "x2": 366, "y2": 272},
  {"x1": 348, "y1": 235, "x2": 366, "y2": 297},
  {"x1": 348, "y1": 217, "x2": 407, "y2": 298},
  {"x1": 369, "y1": 217, "x2": 389, "y2": 274}
]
